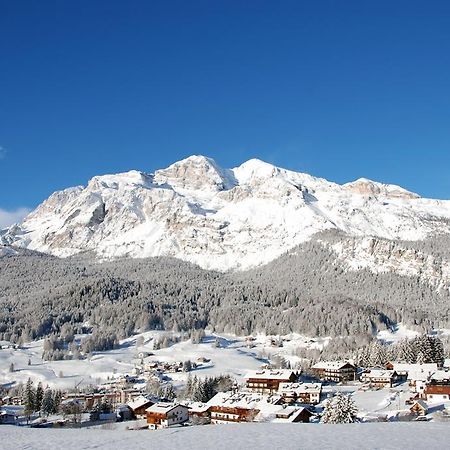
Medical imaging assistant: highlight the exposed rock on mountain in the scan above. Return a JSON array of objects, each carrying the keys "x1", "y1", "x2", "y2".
[{"x1": 2, "y1": 155, "x2": 450, "y2": 271}]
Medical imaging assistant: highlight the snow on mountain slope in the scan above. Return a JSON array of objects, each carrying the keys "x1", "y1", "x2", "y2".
[{"x1": 2, "y1": 155, "x2": 450, "y2": 271}]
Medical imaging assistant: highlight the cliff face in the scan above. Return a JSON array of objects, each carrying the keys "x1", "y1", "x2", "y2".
[{"x1": 2, "y1": 155, "x2": 450, "y2": 272}]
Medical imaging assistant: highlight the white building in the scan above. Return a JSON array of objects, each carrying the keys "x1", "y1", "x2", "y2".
[
  {"x1": 207, "y1": 392, "x2": 282, "y2": 424},
  {"x1": 278, "y1": 382, "x2": 322, "y2": 404},
  {"x1": 360, "y1": 369, "x2": 398, "y2": 388},
  {"x1": 146, "y1": 403, "x2": 189, "y2": 429}
]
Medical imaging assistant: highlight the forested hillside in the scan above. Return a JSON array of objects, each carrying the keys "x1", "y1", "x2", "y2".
[{"x1": 2, "y1": 232, "x2": 450, "y2": 348}]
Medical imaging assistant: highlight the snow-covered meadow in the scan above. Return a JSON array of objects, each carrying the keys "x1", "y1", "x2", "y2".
[
  {"x1": 0, "y1": 330, "x2": 326, "y2": 390},
  {"x1": 2, "y1": 422, "x2": 450, "y2": 450}
]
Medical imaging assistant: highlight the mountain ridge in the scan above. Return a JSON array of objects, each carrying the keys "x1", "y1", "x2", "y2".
[{"x1": 2, "y1": 155, "x2": 450, "y2": 271}]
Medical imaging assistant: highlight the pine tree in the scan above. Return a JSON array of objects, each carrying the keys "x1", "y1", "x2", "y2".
[
  {"x1": 183, "y1": 360, "x2": 192, "y2": 372},
  {"x1": 23, "y1": 378, "x2": 35, "y2": 421},
  {"x1": 53, "y1": 390, "x2": 62, "y2": 414},
  {"x1": 159, "y1": 383, "x2": 176, "y2": 400},
  {"x1": 192, "y1": 377, "x2": 206, "y2": 402},
  {"x1": 416, "y1": 351, "x2": 426, "y2": 364},
  {"x1": 41, "y1": 388, "x2": 54, "y2": 417},
  {"x1": 321, "y1": 392, "x2": 357, "y2": 424},
  {"x1": 35, "y1": 382, "x2": 44, "y2": 414}
]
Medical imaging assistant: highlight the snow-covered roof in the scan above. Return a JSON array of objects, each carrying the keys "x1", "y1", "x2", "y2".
[
  {"x1": 207, "y1": 392, "x2": 281, "y2": 415},
  {"x1": 146, "y1": 402, "x2": 186, "y2": 414},
  {"x1": 429, "y1": 370, "x2": 450, "y2": 382},
  {"x1": 394, "y1": 363, "x2": 437, "y2": 381},
  {"x1": 273, "y1": 407, "x2": 311, "y2": 423},
  {"x1": 127, "y1": 395, "x2": 153, "y2": 411},
  {"x1": 245, "y1": 369, "x2": 296, "y2": 381},
  {"x1": 311, "y1": 361, "x2": 355, "y2": 370},
  {"x1": 411, "y1": 400, "x2": 428, "y2": 410},
  {"x1": 278, "y1": 382, "x2": 322, "y2": 395},
  {"x1": 185, "y1": 402, "x2": 210, "y2": 413},
  {"x1": 363, "y1": 369, "x2": 396, "y2": 379},
  {"x1": 392, "y1": 363, "x2": 437, "y2": 374}
]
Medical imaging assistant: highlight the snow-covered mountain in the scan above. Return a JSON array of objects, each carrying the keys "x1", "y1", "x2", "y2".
[{"x1": 2, "y1": 155, "x2": 450, "y2": 271}]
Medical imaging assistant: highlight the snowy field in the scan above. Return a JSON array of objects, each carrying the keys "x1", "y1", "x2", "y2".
[
  {"x1": 0, "y1": 330, "x2": 328, "y2": 390},
  {"x1": 2, "y1": 422, "x2": 450, "y2": 450}
]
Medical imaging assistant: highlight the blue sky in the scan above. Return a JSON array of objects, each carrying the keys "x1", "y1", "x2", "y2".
[{"x1": 1, "y1": 0, "x2": 450, "y2": 225}]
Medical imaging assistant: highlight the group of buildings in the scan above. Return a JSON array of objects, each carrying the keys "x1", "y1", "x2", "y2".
[
  {"x1": 146, "y1": 369, "x2": 321, "y2": 428},
  {"x1": 2, "y1": 355, "x2": 450, "y2": 429}
]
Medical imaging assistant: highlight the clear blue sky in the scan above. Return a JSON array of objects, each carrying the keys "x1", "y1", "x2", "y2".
[{"x1": 1, "y1": 0, "x2": 450, "y2": 223}]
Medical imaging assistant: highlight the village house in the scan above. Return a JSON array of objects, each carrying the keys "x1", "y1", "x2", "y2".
[
  {"x1": 273, "y1": 406, "x2": 313, "y2": 423},
  {"x1": 186, "y1": 402, "x2": 211, "y2": 424},
  {"x1": 117, "y1": 388, "x2": 146, "y2": 404},
  {"x1": 63, "y1": 388, "x2": 145, "y2": 411},
  {"x1": 64, "y1": 392, "x2": 118, "y2": 410},
  {"x1": 127, "y1": 395, "x2": 155, "y2": 419},
  {"x1": 245, "y1": 369, "x2": 299, "y2": 394},
  {"x1": 0, "y1": 411, "x2": 17, "y2": 425},
  {"x1": 311, "y1": 361, "x2": 357, "y2": 382},
  {"x1": 1, "y1": 396, "x2": 22, "y2": 406},
  {"x1": 207, "y1": 392, "x2": 282, "y2": 424},
  {"x1": 424, "y1": 371, "x2": 450, "y2": 403},
  {"x1": 115, "y1": 404, "x2": 133, "y2": 421},
  {"x1": 410, "y1": 400, "x2": 429, "y2": 416},
  {"x1": 386, "y1": 363, "x2": 437, "y2": 379},
  {"x1": 278, "y1": 382, "x2": 322, "y2": 405},
  {"x1": 146, "y1": 403, "x2": 189, "y2": 429},
  {"x1": 407, "y1": 364, "x2": 438, "y2": 394},
  {"x1": 360, "y1": 369, "x2": 398, "y2": 388}
]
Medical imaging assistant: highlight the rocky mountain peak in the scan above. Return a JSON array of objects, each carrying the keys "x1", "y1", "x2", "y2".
[
  {"x1": 343, "y1": 178, "x2": 420, "y2": 199},
  {"x1": 1, "y1": 155, "x2": 449, "y2": 271},
  {"x1": 154, "y1": 155, "x2": 237, "y2": 191}
]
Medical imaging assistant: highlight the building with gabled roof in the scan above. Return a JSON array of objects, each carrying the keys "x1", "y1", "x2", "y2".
[
  {"x1": 278, "y1": 382, "x2": 322, "y2": 404},
  {"x1": 311, "y1": 361, "x2": 357, "y2": 382},
  {"x1": 386, "y1": 362, "x2": 438, "y2": 378},
  {"x1": 146, "y1": 402, "x2": 189, "y2": 429},
  {"x1": 360, "y1": 369, "x2": 399, "y2": 388},
  {"x1": 245, "y1": 369, "x2": 298, "y2": 394},
  {"x1": 273, "y1": 406, "x2": 313, "y2": 423},
  {"x1": 207, "y1": 392, "x2": 282, "y2": 424},
  {"x1": 424, "y1": 370, "x2": 450, "y2": 403},
  {"x1": 127, "y1": 395, "x2": 155, "y2": 419},
  {"x1": 410, "y1": 400, "x2": 428, "y2": 416}
]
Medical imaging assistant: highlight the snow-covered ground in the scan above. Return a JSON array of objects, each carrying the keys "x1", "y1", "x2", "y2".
[
  {"x1": 0, "y1": 331, "x2": 328, "y2": 390},
  {"x1": 376, "y1": 323, "x2": 420, "y2": 344},
  {"x1": 1, "y1": 325, "x2": 443, "y2": 391},
  {"x1": 2, "y1": 422, "x2": 450, "y2": 450}
]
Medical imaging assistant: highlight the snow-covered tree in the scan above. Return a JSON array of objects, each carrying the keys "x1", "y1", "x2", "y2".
[
  {"x1": 183, "y1": 360, "x2": 192, "y2": 372},
  {"x1": 53, "y1": 390, "x2": 62, "y2": 413},
  {"x1": 159, "y1": 383, "x2": 176, "y2": 400},
  {"x1": 23, "y1": 378, "x2": 35, "y2": 420},
  {"x1": 35, "y1": 382, "x2": 44, "y2": 413},
  {"x1": 41, "y1": 388, "x2": 54, "y2": 416},
  {"x1": 321, "y1": 392, "x2": 358, "y2": 424}
]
